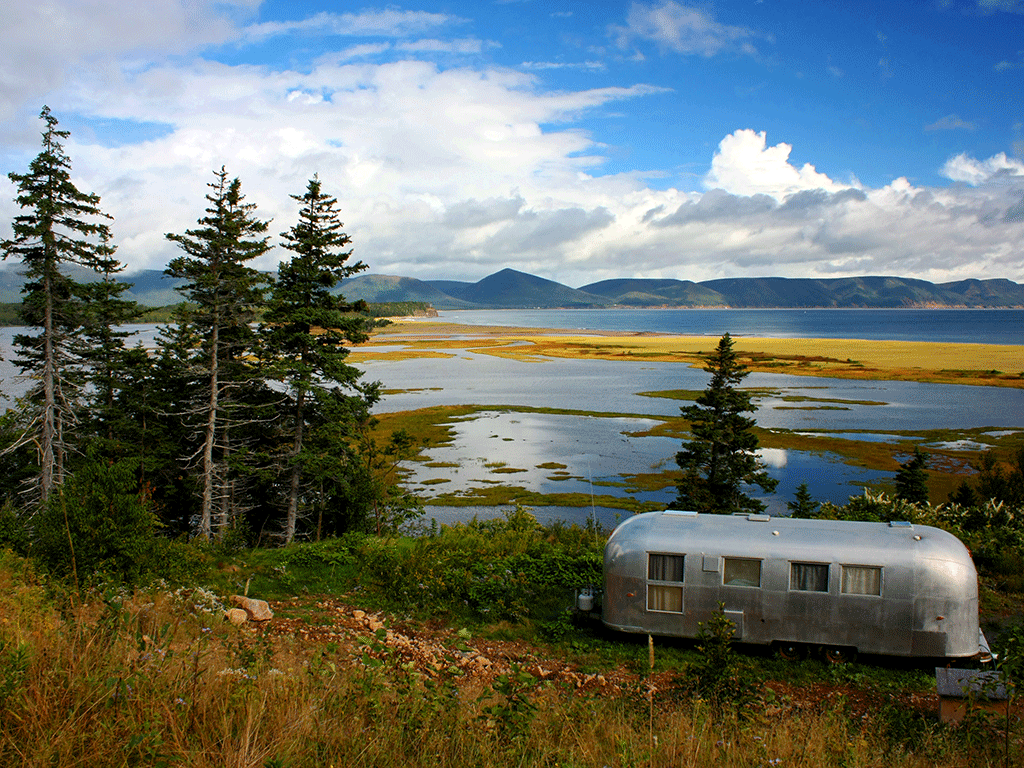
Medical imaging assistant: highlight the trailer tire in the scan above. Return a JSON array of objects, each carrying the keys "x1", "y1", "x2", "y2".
[
  {"x1": 823, "y1": 646, "x2": 857, "y2": 665},
  {"x1": 774, "y1": 642, "x2": 807, "y2": 662}
]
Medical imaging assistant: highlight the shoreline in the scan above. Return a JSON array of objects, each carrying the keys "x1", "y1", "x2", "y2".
[{"x1": 362, "y1": 320, "x2": 1024, "y2": 389}]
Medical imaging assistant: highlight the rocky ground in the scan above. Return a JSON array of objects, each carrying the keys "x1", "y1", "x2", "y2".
[{"x1": 256, "y1": 596, "x2": 950, "y2": 720}]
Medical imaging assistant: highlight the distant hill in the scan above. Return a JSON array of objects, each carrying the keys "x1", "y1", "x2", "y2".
[
  {"x1": 582, "y1": 276, "x2": 1024, "y2": 309},
  {"x1": 339, "y1": 274, "x2": 479, "y2": 308},
  {"x1": 0, "y1": 266, "x2": 184, "y2": 307},
  {"x1": 121, "y1": 269, "x2": 185, "y2": 308},
  {"x1": 448, "y1": 268, "x2": 606, "y2": 308},
  {"x1": 1, "y1": 264, "x2": 1021, "y2": 310},
  {"x1": 579, "y1": 278, "x2": 727, "y2": 307}
]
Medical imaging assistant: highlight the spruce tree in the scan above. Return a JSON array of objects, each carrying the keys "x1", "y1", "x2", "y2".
[
  {"x1": 787, "y1": 481, "x2": 819, "y2": 518},
  {"x1": 165, "y1": 168, "x2": 270, "y2": 540},
  {"x1": 1, "y1": 106, "x2": 125, "y2": 503},
  {"x1": 893, "y1": 447, "x2": 930, "y2": 504},
  {"x1": 78, "y1": 262, "x2": 144, "y2": 451},
  {"x1": 262, "y1": 176, "x2": 376, "y2": 542},
  {"x1": 672, "y1": 332, "x2": 778, "y2": 514}
]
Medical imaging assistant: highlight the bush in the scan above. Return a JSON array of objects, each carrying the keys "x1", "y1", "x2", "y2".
[
  {"x1": 346, "y1": 509, "x2": 603, "y2": 623},
  {"x1": 33, "y1": 454, "x2": 159, "y2": 586}
]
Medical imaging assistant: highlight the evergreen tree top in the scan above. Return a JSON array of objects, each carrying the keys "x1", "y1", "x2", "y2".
[{"x1": 3, "y1": 106, "x2": 118, "y2": 276}]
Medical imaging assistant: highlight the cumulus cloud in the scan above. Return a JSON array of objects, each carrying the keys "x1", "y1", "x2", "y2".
[
  {"x1": 1004, "y1": 197, "x2": 1024, "y2": 222},
  {"x1": 443, "y1": 196, "x2": 526, "y2": 228},
  {"x1": 941, "y1": 152, "x2": 1024, "y2": 185},
  {"x1": 610, "y1": 1, "x2": 758, "y2": 57},
  {"x1": 0, "y1": 0, "x2": 256, "y2": 122},
  {"x1": 0, "y1": 2, "x2": 1022, "y2": 288},
  {"x1": 703, "y1": 129, "x2": 853, "y2": 199}
]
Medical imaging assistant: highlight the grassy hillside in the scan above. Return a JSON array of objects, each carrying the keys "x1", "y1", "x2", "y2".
[{"x1": 0, "y1": 509, "x2": 1018, "y2": 767}]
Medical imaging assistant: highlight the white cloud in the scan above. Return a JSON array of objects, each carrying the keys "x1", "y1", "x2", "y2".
[
  {"x1": 610, "y1": 1, "x2": 757, "y2": 57},
  {"x1": 924, "y1": 114, "x2": 978, "y2": 132},
  {"x1": 0, "y1": 2, "x2": 1022, "y2": 289},
  {"x1": 0, "y1": 0, "x2": 256, "y2": 122},
  {"x1": 703, "y1": 130, "x2": 853, "y2": 199},
  {"x1": 941, "y1": 152, "x2": 1024, "y2": 185},
  {"x1": 395, "y1": 38, "x2": 496, "y2": 54},
  {"x1": 521, "y1": 61, "x2": 606, "y2": 71},
  {"x1": 242, "y1": 9, "x2": 464, "y2": 43}
]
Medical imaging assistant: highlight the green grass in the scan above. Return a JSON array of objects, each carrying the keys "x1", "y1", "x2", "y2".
[{"x1": 0, "y1": 533, "x2": 1017, "y2": 768}]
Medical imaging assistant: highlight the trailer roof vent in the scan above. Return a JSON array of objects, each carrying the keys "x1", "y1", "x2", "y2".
[
  {"x1": 664, "y1": 510, "x2": 698, "y2": 517},
  {"x1": 747, "y1": 514, "x2": 771, "y2": 522},
  {"x1": 889, "y1": 520, "x2": 913, "y2": 529}
]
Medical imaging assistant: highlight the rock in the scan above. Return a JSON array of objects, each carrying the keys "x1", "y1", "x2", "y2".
[
  {"x1": 352, "y1": 610, "x2": 366, "y2": 620},
  {"x1": 230, "y1": 595, "x2": 274, "y2": 622},
  {"x1": 225, "y1": 608, "x2": 248, "y2": 626},
  {"x1": 367, "y1": 619, "x2": 384, "y2": 632}
]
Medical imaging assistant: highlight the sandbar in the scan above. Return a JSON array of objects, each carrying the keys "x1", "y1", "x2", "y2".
[{"x1": 358, "y1": 321, "x2": 1024, "y2": 389}]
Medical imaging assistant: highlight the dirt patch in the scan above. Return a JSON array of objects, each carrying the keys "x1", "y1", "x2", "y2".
[
  {"x1": 255, "y1": 597, "x2": 959, "y2": 720},
  {"x1": 262, "y1": 597, "x2": 626, "y2": 694}
]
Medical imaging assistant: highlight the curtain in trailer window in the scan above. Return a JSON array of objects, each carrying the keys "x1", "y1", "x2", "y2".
[
  {"x1": 791, "y1": 562, "x2": 829, "y2": 592},
  {"x1": 647, "y1": 585, "x2": 683, "y2": 612},
  {"x1": 647, "y1": 553, "x2": 684, "y2": 612},
  {"x1": 841, "y1": 565, "x2": 881, "y2": 596},
  {"x1": 648, "y1": 553, "x2": 684, "y2": 582}
]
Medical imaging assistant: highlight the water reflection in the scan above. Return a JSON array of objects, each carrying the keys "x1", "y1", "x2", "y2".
[
  {"x1": 358, "y1": 339, "x2": 1020, "y2": 519},
  {"x1": 405, "y1": 409, "x2": 891, "y2": 517}
]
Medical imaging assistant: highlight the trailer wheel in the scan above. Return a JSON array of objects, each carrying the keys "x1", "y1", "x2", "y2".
[
  {"x1": 823, "y1": 646, "x2": 857, "y2": 665},
  {"x1": 774, "y1": 642, "x2": 806, "y2": 662}
]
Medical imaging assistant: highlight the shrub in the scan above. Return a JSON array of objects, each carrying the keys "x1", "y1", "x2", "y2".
[{"x1": 33, "y1": 454, "x2": 158, "y2": 587}]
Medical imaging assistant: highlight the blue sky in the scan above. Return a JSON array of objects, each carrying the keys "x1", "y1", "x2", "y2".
[{"x1": 1, "y1": 0, "x2": 1022, "y2": 285}]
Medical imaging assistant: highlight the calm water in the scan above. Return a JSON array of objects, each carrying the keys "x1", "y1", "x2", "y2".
[
  {"x1": 440, "y1": 307, "x2": 1024, "y2": 344},
  {"x1": 360, "y1": 346, "x2": 1020, "y2": 518},
  {"x1": 1, "y1": 314, "x2": 1020, "y2": 523},
  {"x1": 359, "y1": 310, "x2": 1024, "y2": 521}
]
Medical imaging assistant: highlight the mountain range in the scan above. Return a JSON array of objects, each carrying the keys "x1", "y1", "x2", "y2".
[
  {"x1": 339, "y1": 269, "x2": 1024, "y2": 309},
  {"x1": 1, "y1": 266, "x2": 1021, "y2": 310}
]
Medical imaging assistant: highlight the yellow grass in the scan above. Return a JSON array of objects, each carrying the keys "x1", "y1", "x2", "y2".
[{"x1": 358, "y1": 321, "x2": 1024, "y2": 389}]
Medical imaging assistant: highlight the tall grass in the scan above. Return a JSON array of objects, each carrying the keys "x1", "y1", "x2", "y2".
[{"x1": 0, "y1": 547, "x2": 1016, "y2": 767}]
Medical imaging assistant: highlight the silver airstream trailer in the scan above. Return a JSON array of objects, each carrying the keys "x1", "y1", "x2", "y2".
[{"x1": 591, "y1": 511, "x2": 989, "y2": 662}]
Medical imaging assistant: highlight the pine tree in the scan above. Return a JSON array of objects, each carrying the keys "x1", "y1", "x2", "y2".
[
  {"x1": 262, "y1": 176, "x2": 375, "y2": 542},
  {"x1": 893, "y1": 447, "x2": 929, "y2": 504},
  {"x1": 787, "y1": 481, "x2": 819, "y2": 518},
  {"x1": 672, "y1": 332, "x2": 778, "y2": 514},
  {"x1": 78, "y1": 262, "x2": 144, "y2": 451},
  {"x1": 165, "y1": 168, "x2": 270, "y2": 540},
  {"x1": 1, "y1": 106, "x2": 124, "y2": 503}
]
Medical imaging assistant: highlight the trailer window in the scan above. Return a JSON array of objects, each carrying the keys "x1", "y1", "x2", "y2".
[
  {"x1": 648, "y1": 554, "x2": 684, "y2": 582},
  {"x1": 647, "y1": 554, "x2": 684, "y2": 613},
  {"x1": 790, "y1": 562, "x2": 829, "y2": 592},
  {"x1": 723, "y1": 558, "x2": 761, "y2": 587},
  {"x1": 841, "y1": 565, "x2": 881, "y2": 596}
]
